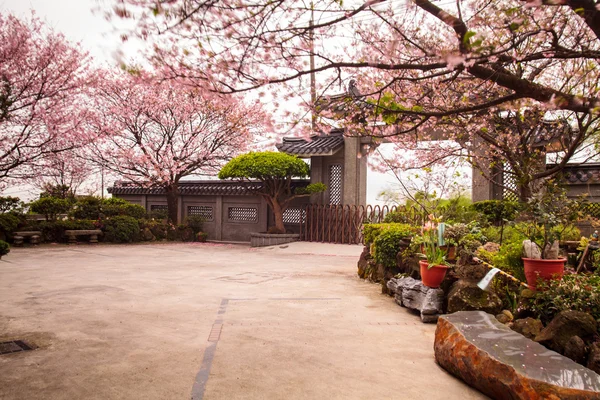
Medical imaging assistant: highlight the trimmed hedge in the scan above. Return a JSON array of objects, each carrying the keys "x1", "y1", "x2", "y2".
[
  {"x1": 103, "y1": 216, "x2": 141, "y2": 243},
  {"x1": 29, "y1": 197, "x2": 71, "y2": 221},
  {"x1": 363, "y1": 223, "x2": 418, "y2": 268}
]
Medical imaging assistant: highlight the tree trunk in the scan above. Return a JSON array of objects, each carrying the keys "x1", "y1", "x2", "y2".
[
  {"x1": 271, "y1": 200, "x2": 286, "y2": 234},
  {"x1": 518, "y1": 179, "x2": 536, "y2": 202},
  {"x1": 165, "y1": 182, "x2": 179, "y2": 224}
]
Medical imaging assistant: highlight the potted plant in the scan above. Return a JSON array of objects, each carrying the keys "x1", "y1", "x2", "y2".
[
  {"x1": 418, "y1": 215, "x2": 449, "y2": 288},
  {"x1": 522, "y1": 181, "x2": 581, "y2": 289},
  {"x1": 442, "y1": 223, "x2": 470, "y2": 261}
]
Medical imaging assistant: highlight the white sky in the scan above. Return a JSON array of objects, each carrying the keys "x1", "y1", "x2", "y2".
[{"x1": 0, "y1": 0, "x2": 439, "y2": 204}]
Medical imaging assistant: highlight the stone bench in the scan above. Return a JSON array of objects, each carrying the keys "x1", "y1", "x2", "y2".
[
  {"x1": 435, "y1": 311, "x2": 600, "y2": 399},
  {"x1": 64, "y1": 230, "x2": 102, "y2": 244},
  {"x1": 13, "y1": 231, "x2": 42, "y2": 246}
]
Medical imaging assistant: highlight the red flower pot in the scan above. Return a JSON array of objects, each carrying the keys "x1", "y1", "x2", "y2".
[
  {"x1": 522, "y1": 258, "x2": 566, "y2": 290},
  {"x1": 419, "y1": 260, "x2": 449, "y2": 288}
]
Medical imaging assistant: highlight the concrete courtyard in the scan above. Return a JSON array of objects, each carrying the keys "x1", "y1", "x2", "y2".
[{"x1": 0, "y1": 242, "x2": 486, "y2": 399}]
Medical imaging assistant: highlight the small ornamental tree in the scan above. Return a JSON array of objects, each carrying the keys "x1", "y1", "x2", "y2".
[{"x1": 218, "y1": 151, "x2": 326, "y2": 233}]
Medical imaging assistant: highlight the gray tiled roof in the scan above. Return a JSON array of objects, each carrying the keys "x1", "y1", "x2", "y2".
[
  {"x1": 108, "y1": 180, "x2": 310, "y2": 196},
  {"x1": 276, "y1": 129, "x2": 345, "y2": 157},
  {"x1": 557, "y1": 163, "x2": 600, "y2": 184},
  {"x1": 316, "y1": 80, "x2": 373, "y2": 118}
]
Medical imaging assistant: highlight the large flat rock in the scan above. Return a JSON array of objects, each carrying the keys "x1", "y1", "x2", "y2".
[{"x1": 435, "y1": 311, "x2": 600, "y2": 400}]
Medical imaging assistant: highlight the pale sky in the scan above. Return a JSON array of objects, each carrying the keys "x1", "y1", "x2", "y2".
[{"x1": 0, "y1": 0, "x2": 445, "y2": 204}]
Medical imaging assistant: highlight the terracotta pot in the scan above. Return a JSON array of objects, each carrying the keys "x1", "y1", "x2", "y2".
[
  {"x1": 419, "y1": 260, "x2": 449, "y2": 288},
  {"x1": 522, "y1": 257, "x2": 566, "y2": 290},
  {"x1": 440, "y1": 245, "x2": 457, "y2": 261}
]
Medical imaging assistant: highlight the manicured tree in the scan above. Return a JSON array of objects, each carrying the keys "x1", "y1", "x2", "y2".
[
  {"x1": 218, "y1": 151, "x2": 326, "y2": 233},
  {"x1": 0, "y1": 12, "x2": 93, "y2": 188},
  {"x1": 89, "y1": 72, "x2": 263, "y2": 223}
]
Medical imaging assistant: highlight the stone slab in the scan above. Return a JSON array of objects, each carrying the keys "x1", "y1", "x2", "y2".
[
  {"x1": 64, "y1": 230, "x2": 102, "y2": 236},
  {"x1": 435, "y1": 311, "x2": 600, "y2": 399}
]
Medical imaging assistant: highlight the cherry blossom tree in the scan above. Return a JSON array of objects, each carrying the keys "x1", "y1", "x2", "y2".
[
  {"x1": 109, "y1": 0, "x2": 600, "y2": 201},
  {"x1": 30, "y1": 150, "x2": 95, "y2": 199},
  {"x1": 89, "y1": 72, "x2": 264, "y2": 223},
  {"x1": 0, "y1": 12, "x2": 93, "y2": 188},
  {"x1": 110, "y1": 1, "x2": 600, "y2": 121}
]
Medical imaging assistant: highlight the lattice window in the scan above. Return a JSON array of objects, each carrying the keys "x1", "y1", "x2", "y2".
[
  {"x1": 283, "y1": 208, "x2": 306, "y2": 224},
  {"x1": 329, "y1": 164, "x2": 342, "y2": 205},
  {"x1": 188, "y1": 206, "x2": 214, "y2": 221},
  {"x1": 502, "y1": 164, "x2": 519, "y2": 202},
  {"x1": 228, "y1": 207, "x2": 258, "y2": 222},
  {"x1": 150, "y1": 205, "x2": 168, "y2": 211}
]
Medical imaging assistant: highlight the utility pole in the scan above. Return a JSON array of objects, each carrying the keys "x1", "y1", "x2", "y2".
[{"x1": 309, "y1": 3, "x2": 317, "y2": 133}]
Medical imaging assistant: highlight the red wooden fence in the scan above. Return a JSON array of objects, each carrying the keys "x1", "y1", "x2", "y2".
[{"x1": 299, "y1": 204, "x2": 421, "y2": 244}]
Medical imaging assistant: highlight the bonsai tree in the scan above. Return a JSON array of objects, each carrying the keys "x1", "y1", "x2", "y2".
[
  {"x1": 524, "y1": 180, "x2": 581, "y2": 259},
  {"x1": 218, "y1": 151, "x2": 326, "y2": 233}
]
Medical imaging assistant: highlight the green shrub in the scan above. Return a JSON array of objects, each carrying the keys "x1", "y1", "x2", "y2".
[
  {"x1": 0, "y1": 240, "x2": 9, "y2": 258},
  {"x1": 0, "y1": 213, "x2": 21, "y2": 236},
  {"x1": 438, "y1": 195, "x2": 481, "y2": 224},
  {"x1": 177, "y1": 224, "x2": 195, "y2": 242},
  {"x1": 29, "y1": 219, "x2": 97, "y2": 242},
  {"x1": 29, "y1": 197, "x2": 71, "y2": 221},
  {"x1": 368, "y1": 223, "x2": 418, "y2": 268},
  {"x1": 478, "y1": 229, "x2": 527, "y2": 282},
  {"x1": 186, "y1": 215, "x2": 205, "y2": 234},
  {"x1": 139, "y1": 219, "x2": 170, "y2": 240},
  {"x1": 103, "y1": 216, "x2": 140, "y2": 243},
  {"x1": 528, "y1": 273, "x2": 600, "y2": 323},
  {"x1": 363, "y1": 223, "x2": 417, "y2": 246},
  {"x1": 103, "y1": 201, "x2": 146, "y2": 219},
  {"x1": 552, "y1": 224, "x2": 581, "y2": 242},
  {"x1": 70, "y1": 196, "x2": 103, "y2": 220},
  {"x1": 148, "y1": 209, "x2": 168, "y2": 220},
  {"x1": 472, "y1": 200, "x2": 520, "y2": 226},
  {"x1": 383, "y1": 210, "x2": 415, "y2": 224}
]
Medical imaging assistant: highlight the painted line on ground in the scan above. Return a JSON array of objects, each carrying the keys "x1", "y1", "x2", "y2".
[
  {"x1": 190, "y1": 297, "x2": 343, "y2": 399},
  {"x1": 191, "y1": 298, "x2": 229, "y2": 400}
]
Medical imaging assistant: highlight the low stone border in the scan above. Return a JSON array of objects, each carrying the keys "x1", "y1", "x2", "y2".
[{"x1": 250, "y1": 233, "x2": 299, "y2": 248}]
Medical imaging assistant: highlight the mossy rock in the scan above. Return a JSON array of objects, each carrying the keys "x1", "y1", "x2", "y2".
[{"x1": 447, "y1": 280, "x2": 503, "y2": 315}]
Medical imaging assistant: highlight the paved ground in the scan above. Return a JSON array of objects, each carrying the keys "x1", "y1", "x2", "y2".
[{"x1": 0, "y1": 242, "x2": 487, "y2": 399}]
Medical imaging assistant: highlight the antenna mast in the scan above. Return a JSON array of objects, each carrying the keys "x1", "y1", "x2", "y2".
[{"x1": 309, "y1": 3, "x2": 317, "y2": 133}]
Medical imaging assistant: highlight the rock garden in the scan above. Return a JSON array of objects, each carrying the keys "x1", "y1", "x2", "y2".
[{"x1": 357, "y1": 183, "x2": 600, "y2": 397}]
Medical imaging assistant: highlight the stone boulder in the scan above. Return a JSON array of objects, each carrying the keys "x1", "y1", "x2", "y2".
[
  {"x1": 588, "y1": 342, "x2": 600, "y2": 375},
  {"x1": 435, "y1": 311, "x2": 600, "y2": 399},
  {"x1": 393, "y1": 277, "x2": 444, "y2": 323},
  {"x1": 357, "y1": 246, "x2": 371, "y2": 279},
  {"x1": 564, "y1": 336, "x2": 588, "y2": 365},
  {"x1": 511, "y1": 318, "x2": 543, "y2": 340},
  {"x1": 386, "y1": 277, "x2": 400, "y2": 295},
  {"x1": 454, "y1": 262, "x2": 489, "y2": 282},
  {"x1": 481, "y1": 242, "x2": 500, "y2": 253},
  {"x1": 522, "y1": 240, "x2": 542, "y2": 259},
  {"x1": 535, "y1": 310, "x2": 598, "y2": 354},
  {"x1": 447, "y1": 280, "x2": 503, "y2": 315},
  {"x1": 142, "y1": 228, "x2": 155, "y2": 241},
  {"x1": 495, "y1": 310, "x2": 514, "y2": 325}
]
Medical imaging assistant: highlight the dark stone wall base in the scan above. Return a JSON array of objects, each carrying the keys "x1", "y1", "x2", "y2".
[{"x1": 250, "y1": 233, "x2": 300, "y2": 248}]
